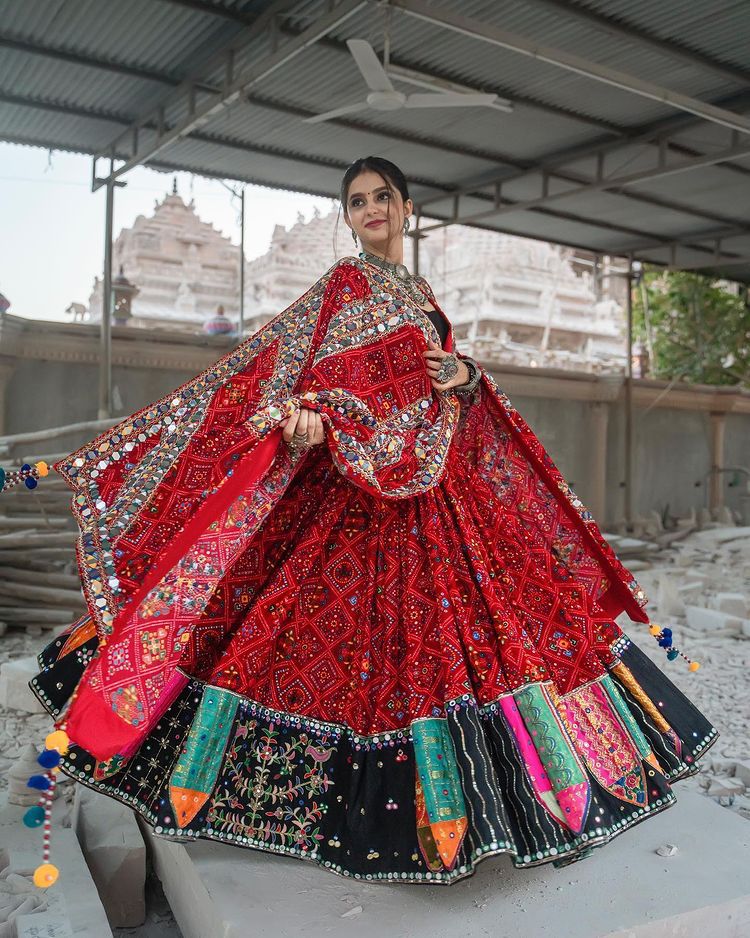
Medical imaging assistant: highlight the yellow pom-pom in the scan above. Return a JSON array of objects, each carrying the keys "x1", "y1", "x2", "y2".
[
  {"x1": 648, "y1": 625, "x2": 661, "y2": 636},
  {"x1": 46, "y1": 729, "x2": 70, "y2": 754},
  {"x1": 689, "y1": 661, "x2": 701, "y2": 672},
  {"x1": 33, "y1": 863, "x2": 59, "y2": 888},
  {"x1": 35, "y1": 461, "x2": 49, "y2": 477}
]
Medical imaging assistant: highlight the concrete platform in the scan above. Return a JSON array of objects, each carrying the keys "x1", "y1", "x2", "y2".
[{"x1": 142, "y1": 789, "x2": 750, "y2": 938}]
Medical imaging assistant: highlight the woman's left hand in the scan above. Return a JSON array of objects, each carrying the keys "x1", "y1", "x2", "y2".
[{"x1": 422, "y1": 338, "x2": 470, "y2": 391}]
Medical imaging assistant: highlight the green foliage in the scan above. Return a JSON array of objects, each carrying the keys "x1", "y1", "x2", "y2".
[{"x1": 632, "y1": 269, "x2": 750, "y2": 388}]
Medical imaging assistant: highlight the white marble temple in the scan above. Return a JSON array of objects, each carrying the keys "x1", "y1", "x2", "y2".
[{"x1": 73, "y1": 186, "x2": 628, "y2": 374}]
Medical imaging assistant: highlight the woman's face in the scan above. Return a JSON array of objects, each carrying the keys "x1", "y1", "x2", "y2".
[{"x1": 343, "y1": 169, "x2": 413, "y2": 256}]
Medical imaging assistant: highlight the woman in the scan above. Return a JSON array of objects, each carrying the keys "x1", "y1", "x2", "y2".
[{"x1": 26, "y1": 156, "x2": 716, "y2": 887}]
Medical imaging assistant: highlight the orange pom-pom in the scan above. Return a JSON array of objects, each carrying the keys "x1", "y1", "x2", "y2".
[
  {"x1": 689, "y1": 661, "x2": 701, "y2": 672},
  {"x1": 46, "y1": 729, "x2": 70, "y2": 754},
  {"x1": 35, "y1": 461, "x2": 49, "y2": 477},
  {"x1": 648, "y1": 625, "x2": 661, "y2": 636},
  {"x1": 33, "y1": 863, "x2": 59, "y2": 888}
]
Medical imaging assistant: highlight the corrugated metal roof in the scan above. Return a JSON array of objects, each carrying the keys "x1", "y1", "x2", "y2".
[{"x1": 2, "y1": 0, "x2": 750, "y2": 281}]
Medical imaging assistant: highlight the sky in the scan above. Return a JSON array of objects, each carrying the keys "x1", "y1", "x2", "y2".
[{"x1": 0, "y1": 142, "x2": 337, "y2": 321}]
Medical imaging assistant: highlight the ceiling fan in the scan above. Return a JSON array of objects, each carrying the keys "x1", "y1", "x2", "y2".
[{"x1": 303, "y1": 38, "x2": 500, "y2": 124}]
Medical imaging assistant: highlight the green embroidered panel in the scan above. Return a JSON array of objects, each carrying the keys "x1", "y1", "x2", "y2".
[
  {"x1": 412, "y1": 717, "x2": 467, "y2": 824},
  {"x1": 601, "y1": 674, "x2": 651, "y2": 760},
  {"x1": 170, "y1": 687, "x2": 240, "y2": 795},
  {"x1": 514, "y1": 684, "x2": 587, "y2": 794}
]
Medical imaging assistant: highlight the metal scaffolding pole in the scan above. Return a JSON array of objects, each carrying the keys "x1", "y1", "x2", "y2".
[
  {"x1": 93, "y1": 157, "x2": 126, "y2": 419},
  {"x1": 239, "y1": 186, "x2": 245, "y2": 340},
  {"x1": 624, "y1": 257, "x2": 634, "y2": 531},
  {"x1": 98, "y1": 173, "x2": 115, "y2": 419},
  {"x1": 412, "y1": 205, "x2": 422, "y2": 275},
  {"x1": 219, "y1": 179, "x2": 246, "y2": 340}
]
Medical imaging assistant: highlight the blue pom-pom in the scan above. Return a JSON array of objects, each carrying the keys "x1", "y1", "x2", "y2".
[
  {"x1": 667, "y1": 649, "x2": 679, "y2": 660},
  {"x1": 38, "y1": 749, "x2": 61, "y2": 769},
  {"x1": 24, "y1": 476, "x2": 38, "y2": 490},
  {"x1": 657, "y1": 637, "x2": 671, "y2": 648},
  {"x1": 0, "y1": 467, "x2": 5, "y2": 491},
  {"x1": 23, "y1": 805, "x2": 45, "y2": 827},
  {"x1": 21, "y1": 463, "x2": 31, "y2": 472},
  {"x1": 661, "y1": 628, "x2": 672, "y2": 637},
  {"x1": 27, "y1": 774, "x2": 51, "y2": 790}
]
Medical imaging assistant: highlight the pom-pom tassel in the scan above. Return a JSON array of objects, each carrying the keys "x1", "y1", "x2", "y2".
[
  {"x1": 648, "y1": 622, "x2": 700, "y2": 671},
  {"x1": 0, "y1": 461, "x2": 48, "y2": 494}
]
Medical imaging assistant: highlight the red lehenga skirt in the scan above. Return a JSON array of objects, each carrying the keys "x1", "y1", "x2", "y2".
[{"x1": 30, "y1": 427, "x2": 716, "y2": 884}]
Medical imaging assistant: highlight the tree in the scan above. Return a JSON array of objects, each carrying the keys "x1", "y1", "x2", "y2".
[{"x1": 632, "y1": 268, "x2": 750, "y2": 388}]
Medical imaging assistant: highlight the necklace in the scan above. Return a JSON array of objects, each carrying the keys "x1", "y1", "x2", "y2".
[{"x1": 358, "y1": 251, "x2": 430, "y2": 306}]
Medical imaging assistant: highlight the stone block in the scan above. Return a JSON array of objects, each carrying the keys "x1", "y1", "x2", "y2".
[
  {"x1": 685, "y1": 606, "x2": 742, "y2": 632},
  {"x1": 734, "y1": 761, "x2": 750, "y2": 787},
  {"x1": 141, "y1": 791, "x2": 750, "y2": 938},
  {"x1": 656, "y1": 575, "x2": 685, "y2": 617},
  {"x1": 713, "y1": 592, "x2": 749, "y2": 617},
  {"x1": 675, "y1": 581, "x2": 707, "y2": 604},
  {"x1": 707, "y1": 778, "x2": 745, "y2": 799},
  {"x1": 0, "y1": 657, "x2": 45, "y2": 714},
  {"x1": 71, "y1": 784, "x2": 146, "y2": 928}
]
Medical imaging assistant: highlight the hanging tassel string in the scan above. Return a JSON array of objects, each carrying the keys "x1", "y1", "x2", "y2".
[
  {"x1": 648, "y1": 623, "x2": 700, "y2": 671},
  {"x1": 22, "y1": 729, "x2": 69, "y2": 888}
]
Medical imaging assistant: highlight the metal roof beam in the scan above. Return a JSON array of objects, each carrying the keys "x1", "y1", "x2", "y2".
[
  {"x1": 417, "y1": 138, "x2": 750, "y2": 234},
  {"x1": 416, "y1": 98, "x2": 750, "y2": 219},
  {"x1": 91, "y1": 0, "x2": 366, "y2": 188},
  {"x1": 522, "y1": 0, "x2": 750, "y2": 86},
  {"x1": 390, "y1": 0, "x2": 750, "y2": 136},
  {"x1": 496, "y1": 89, "x2": 750, "y2": 188},
  {"x1": 156, "y1": 0, "x2": 261, "y2": 25},
  {"x1": 0, "y1": 33, "x2": 218, "y2": 93},
  {"x1": 0, "y1": 92, "x2": 135, "y2": 130},
  {"x1": 677, "y1": 253, "x2": 750, "y2": 271},
  {"x1": 609, "y1": 223, "x2": 750, "y2": 260}
]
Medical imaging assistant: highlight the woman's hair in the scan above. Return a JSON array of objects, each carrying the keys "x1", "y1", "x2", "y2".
[
  {"x1": 334, "y1": 156, "x2": 410, "y2": 260},
  {"x1": 339, "y1": 156, "x2": 410, "y2": 208}
]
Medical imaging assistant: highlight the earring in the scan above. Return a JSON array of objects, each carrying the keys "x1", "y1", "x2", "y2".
[
  {"x1": 403, "y1": 218, "x2": 411, "y2": 234},
  {"x1": 351, "y1": 229, "x2": 358, "y2": 246}
]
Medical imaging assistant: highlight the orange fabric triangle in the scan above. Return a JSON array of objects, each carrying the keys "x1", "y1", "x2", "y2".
[
  {"x1": 60, "y1": 618, "x2": 97, "y2": 658},
  {"x1": 430, "y1": 817, "x2": 468, "y2": 871},
  {"x1": 170, "y1": 785, "x2": 210, "y2": 828}
]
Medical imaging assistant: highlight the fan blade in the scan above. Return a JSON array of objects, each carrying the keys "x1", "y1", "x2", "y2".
[
  {"x1": 347, "y1": 39, "x2": 395, "y2": 93},
  {"x1": 404, "y1": 93, "x2": 498, "y2": 108},
  {"x1": 302, "y1": 101, "x2": 367, "y2": 124}
]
